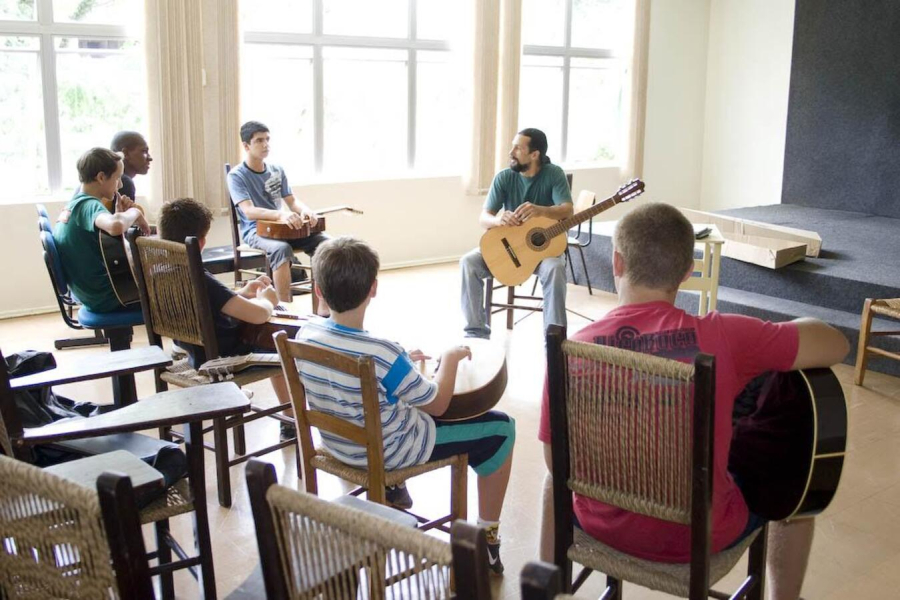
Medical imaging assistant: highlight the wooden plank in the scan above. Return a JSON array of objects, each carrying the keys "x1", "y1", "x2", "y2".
[
  {"x1": 22, "y1": 382, "x2": 249, "y2": 444},
  {"x1": 680, "y1": 208, "x2": 821, "y2": 257},
  {"x1": 45, "y1": 450, "x2": 164, "y2": 496},
  {"x1": 9, "y1": 346, "x2": 172, "y2": 391}
]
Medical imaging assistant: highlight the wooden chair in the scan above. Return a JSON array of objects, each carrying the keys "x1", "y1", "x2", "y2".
[
  {"x1": 0, "y1": 344, "x2": 251, "y2": 599},
  {"x1": 274, "y1": 331, "x2": 468, "y2": 533},
  {"x1": 545, "y1": 325, "x2": 767, "y2": 599},
  {"x1": 566, "y1": 190, "x2": 598, "y2": 295},
  {"x1": 223, "y1": 163, "x2": 318, "y2": 308},
  {"x1": 520, "y1": 561, "x2": 565, "y2": 600},
  {"x1": 128, "y1": 232, "x2": 297, "y2": 508},
  {"x1": 854, "y1": 297, "x2": 900, "y2": 385},
  {"x1": 246, "y1": 459, "x2": 490, "y2": 600},
  {"x1": 0, "y1": 453, "x2": 156, "y2": 599}
]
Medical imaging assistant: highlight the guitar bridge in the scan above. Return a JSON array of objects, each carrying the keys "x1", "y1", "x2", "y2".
[{"x1": 501, "y1": 238, "x2": 521, "y2": 268}]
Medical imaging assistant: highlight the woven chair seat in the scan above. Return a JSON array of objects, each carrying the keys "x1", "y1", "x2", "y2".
[
  {"x1": 310, "y1": 449, "x2": 462, "y2": 488},
  {"x1": 161, "y1": 354, "x2": 281, "y2": 388},
  {"x1": 871, "y1": 299, "x2": 900, "y2": 320},
  {"x1": 139, "y1": 478, "x2": 193, "y2": 524},
  {"x1": 569, "y1": 527, "x2": 759, "y2": 597}
]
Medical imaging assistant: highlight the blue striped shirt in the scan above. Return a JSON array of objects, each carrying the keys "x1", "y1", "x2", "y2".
[{"x1": 295, "y1": 318, "x2": 438, "y2": 470}]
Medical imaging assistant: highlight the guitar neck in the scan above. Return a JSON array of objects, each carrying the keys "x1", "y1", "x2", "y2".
[{"x1": 543, "y1": 196, "x2": 621, "y2": 239}]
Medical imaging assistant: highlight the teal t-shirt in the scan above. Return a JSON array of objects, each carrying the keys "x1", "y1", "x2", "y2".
[
  {"x1": 483, "y1": 163, "x2": 572, "y2": 213},
  {"x1": 53, "y1": 193, "x2": 120, "y2": 313}
]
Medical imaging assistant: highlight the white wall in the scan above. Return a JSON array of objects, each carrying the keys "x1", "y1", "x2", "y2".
[
  {"x1": 641, "y1": 0, "x2": 711, "y2": 209},
  {"x1": 0, "y1": 3, "x2": 722, "y2": 319},
  {"x1": 699, "y1": 0, "x2": 796, "y2": 211}
]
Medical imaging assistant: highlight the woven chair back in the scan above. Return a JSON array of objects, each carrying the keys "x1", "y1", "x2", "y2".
[
  {"x1": 561, "y1": 339, "x2": 699, "y2": 524},
  {"x1": 134, "y1": 236, "x2": 208, "y2": 348},
  {"x1": 266, "y1": 483, "x2": 452, "y2": 599},
  {"x1": 0, "y1": 455, "x2": 118, "y2": 599},
  {"x1": 275, "y1": 333, "x2": 387, "y2": 477}
]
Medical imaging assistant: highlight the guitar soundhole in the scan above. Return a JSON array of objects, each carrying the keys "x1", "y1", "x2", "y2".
[{"x1": 530, "y1": 231, "x2": 547, "y2": 247}]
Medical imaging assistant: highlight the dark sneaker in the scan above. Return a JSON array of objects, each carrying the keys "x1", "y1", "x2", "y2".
[
  {"x1": 385, "y1": 483, "x2": 413, "y2": 510},
  {"x1": 291, "y1": 265, "x2": 309, "y2": 283},
  {"x1": 280, "y1": 421, "x2": 297, "y2": 441},
  {"x1": 485, "y1": 524, "x2": 504, "y2": 575}
]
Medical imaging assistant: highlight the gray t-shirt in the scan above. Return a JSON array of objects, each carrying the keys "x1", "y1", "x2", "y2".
[
  {"x1": 484, "y1": 162, "x2": 572, "y2": 214},
  {"x1": 226, "y1": 162, "x2": 293, "y2": 238}
]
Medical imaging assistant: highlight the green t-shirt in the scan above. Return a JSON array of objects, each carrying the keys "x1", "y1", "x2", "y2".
[
  {"x1": 483, "y1": 163, "x2": 572, "y2": 214},
  {"x1": 53, "y1": 193, "x2": 120, "y2": 313}
]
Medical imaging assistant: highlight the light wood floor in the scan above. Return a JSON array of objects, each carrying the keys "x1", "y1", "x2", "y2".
[{"x1": 2, "y1": 263, "x2": 899, "y2": 599}]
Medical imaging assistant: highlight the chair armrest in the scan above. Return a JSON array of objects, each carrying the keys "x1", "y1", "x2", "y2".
[
  {"x1": 20, "y1": 382, "x2": 249, "y2": 445},
  {"x1": 10, "y1": 346, "x2": 171, "y2": 392}
]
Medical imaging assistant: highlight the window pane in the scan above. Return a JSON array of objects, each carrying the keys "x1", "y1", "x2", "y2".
[
  {"x1": 241, "y1": 44, "x2": 314, "y2": 182},
  {"x1": 416, "y1": 51, "x2": 462, "y2": 172},
  {"x1": 571, "y1": 0, "x2": 629, "y2": 50},
  {"x1": 416, "y1": 0, "x2": 458, "y2": 41},
  {"x1": 0, "y1": 0, "x2": 35, "y2": 20},
  {"x1": 522, "y1": 0, "x2": 565, "y2": 47},
  {"x1": 240, "y1": 0, "x2": 312, "y2": 34},
  {"x1": 0, "y1": 36, "x2": 47, "y2": 199},
  {"x1": 323, "y1": 0, "x2": 407, "y2": 38},
  {"x1": 323, "y1": 47, "x2": 407, "y2": 177},
  {"x1": 55, "y1": 37, "x2": 147, "y2": 192},
  {"x1": 566, "y1": 58, "x2": 621, "y2": 163},
  {"x1": 517, "y1": 55, "x2": 563, "y2": 160},
  {"x1": 53, "y1": 0, "x2": 144, "y2": 33}
]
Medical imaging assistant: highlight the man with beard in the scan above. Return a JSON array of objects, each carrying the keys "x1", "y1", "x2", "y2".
[
  {"x1": 227, "y1": 121, "x2": 327, "y2": 303},
  {"x1": 460, "y1": 128, "x2": 573, "y2": 338},
  {"x1": 110, "y1": 131, "x2": 152, "y2": 200}
]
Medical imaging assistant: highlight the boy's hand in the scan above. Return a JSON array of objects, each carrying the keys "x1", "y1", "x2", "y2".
[
  {"x1": 254, "y1": 274, "x2": 273, "y2": 287},
  {"x1": 257, "y1": 285, "x2": 279, "y2": 307},
  {"x1": 439, "y1": 345, "x2": 472, "y2": 369},
  {"x1": 134, "y1": 213, "x2": 152, "y2": 236},
  {"x1": 408, "y1": 349, "x2": 431, "y2": 363}
]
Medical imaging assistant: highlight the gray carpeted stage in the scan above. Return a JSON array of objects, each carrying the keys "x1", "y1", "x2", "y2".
[{"x1": 568, "y1": 204, "x2": 900, "y2": 377}]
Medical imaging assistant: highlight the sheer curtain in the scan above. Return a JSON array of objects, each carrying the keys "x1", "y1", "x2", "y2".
[{"x1": 144, "y1": 0, "x2": 241, "y2": 211}]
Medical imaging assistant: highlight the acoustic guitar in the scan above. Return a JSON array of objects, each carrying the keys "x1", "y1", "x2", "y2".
[
  {"x1": 437, "y1": 338, "x2": 508, "y2": 421},
  {"x1": 480, "y1": 179, "x2": 645, "y2": 286},
  {"x1": 257, "y1": 206, "x2": 364, "y2": 240},
  {"x1": 99, "y1": 231, "x2": 140, "y2": 307},
  {"x1": 200, "y1": 337, "x2": 509, "y2": 423},
  {"x1": 729, "y1": 367, "x2": 847, "y2": 520}
]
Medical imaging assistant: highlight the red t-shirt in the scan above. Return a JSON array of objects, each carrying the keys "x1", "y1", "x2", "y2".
[{"x1": 538, "y1": 302, "x2": 799, "y2": 562}]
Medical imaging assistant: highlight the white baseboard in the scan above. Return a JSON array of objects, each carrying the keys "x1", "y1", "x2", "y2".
[
  {"x1": 0, "y1": 257, "x2": 463, "y2": 320},
  {"x1": 0, "y1": 305, "x2": 60, "y2": 321}
]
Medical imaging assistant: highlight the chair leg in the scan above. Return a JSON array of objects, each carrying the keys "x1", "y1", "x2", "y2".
[
  {"x1": 54, "y1": 329, "x2": 108, "y2": 350},
  {"x1": 233, "y1": 418, "x2": 247, "y2": 456},
  {"x1": 154, "y1": 520, "x2": 175, "y2": 599},
  {"x1": 185, "y1": 421, "x2": 217, "y2": 600},
  {"x1": 566, "y1": 247, "x2": 577, "y2": 284},
  {"x1": 599, "y1": 576, "x2": 622, "y2": 600},
  {"x1": 213, "y1": 417, "x2": 232, "y2": 508},
  {"x1": 746, "y1": 523, "x2": 768, "y2": 600},
  {"x1": 451, "y1": 454, "x2": 469, "y2": 521},
  {"x1": 105, "y1": 327, "x2": 137, "y2": 407},
  {"x1": 577, "y1": 245, "x2": 592, "y2": 295},
  {"x1": 484, "y1": 277, "x2": 494, "y2": 328},
  {"x1": 855, "y1": 299, "x2": 875, "y2": 386},
  {"x1": 507, "y1": 286, "x2": 515, "y2": 330}
]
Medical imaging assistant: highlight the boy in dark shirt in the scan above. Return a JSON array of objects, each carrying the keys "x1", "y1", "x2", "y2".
[{"x1": 157, "y1": 197, "x2": 295, "y2": 439}]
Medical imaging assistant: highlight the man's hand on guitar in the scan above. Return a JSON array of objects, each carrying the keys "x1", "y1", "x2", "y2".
[
  {"x1": 498, "y1": 210, "x2": 523, "y2": 227},
  {"x1": 283, "y1": 212, "x2": 305, "y2": 230},
  {"x1": 513, "y1": 202, "x2": 542, "y2": 222},
  {"x1": 299, "y1": 207, "x2": 319, "y2": 227}
]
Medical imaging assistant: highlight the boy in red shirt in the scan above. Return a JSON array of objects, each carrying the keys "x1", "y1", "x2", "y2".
[{"x1": 539, "y1": 203, "x2": 848, "y2": 600}]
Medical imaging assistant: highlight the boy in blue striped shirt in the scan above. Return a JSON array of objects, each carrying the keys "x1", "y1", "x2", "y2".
[{"x1": 295, "y1": 236, "x2": 515, "y2": 574}]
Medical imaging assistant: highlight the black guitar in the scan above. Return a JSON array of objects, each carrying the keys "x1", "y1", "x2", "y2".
[
  {"x1": 729, "y1": 368, "x2": 847, "y2": 520},
  {"x1": 99, "y1": 230, "x2": 140, "y2": 307}
]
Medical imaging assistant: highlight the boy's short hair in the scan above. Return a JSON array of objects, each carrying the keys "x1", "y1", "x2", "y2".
[
  {"x1": 240, "y1": 121, "x2": 269, "y2": 144},
  {"x1": 614, "y1": 203, "x2": 695, "y2": 292},
  {"x1": 110, "y1": 130, "x2": 145, "y2": 153},
  {"x1": 312, "y1": 237, "x2": 380, "y2": 313},
  {"x1": 158, "y1": 198, "x2": 213, "y2": 244},
  {"x1": 77, "y1": 147, "x2": 122, "y2": 184}
]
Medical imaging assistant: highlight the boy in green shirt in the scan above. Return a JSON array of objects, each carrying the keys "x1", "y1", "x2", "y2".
[{"x1": 53, "y1": 148, "x2": 150, "y2": 313}]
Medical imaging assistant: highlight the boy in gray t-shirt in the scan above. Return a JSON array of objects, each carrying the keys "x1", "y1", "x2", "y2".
[{"x1": 226, "y1": 121, "x2": 328, "y2": 303}]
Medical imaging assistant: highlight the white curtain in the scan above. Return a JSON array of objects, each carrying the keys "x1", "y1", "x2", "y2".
[
  {"x1": 144, "y1": 0, "x2": 241, "y2": 211},
  {"x1": 620, "y1": 0, "x2": 651, "y2": 180}
]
